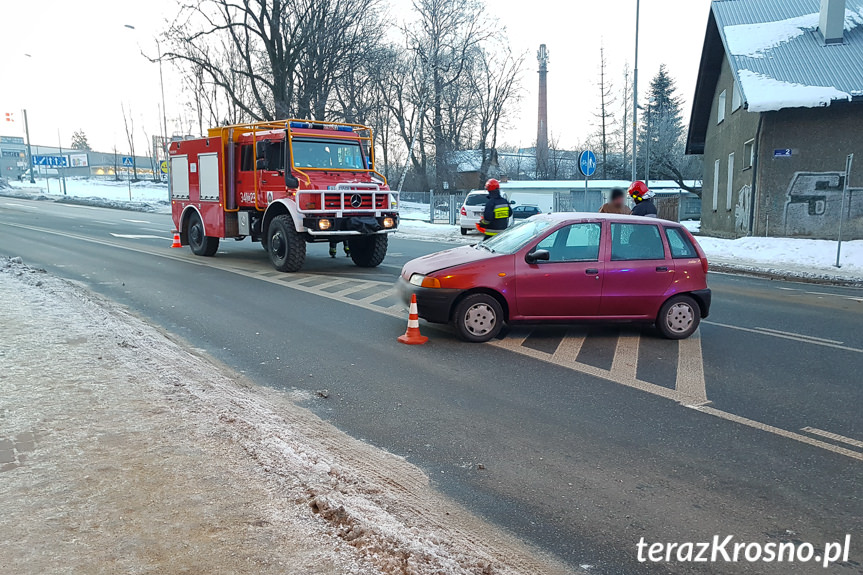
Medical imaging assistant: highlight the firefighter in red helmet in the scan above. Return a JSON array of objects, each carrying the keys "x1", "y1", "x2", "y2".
[
  {"x1": 476, "y1": 179, "x2": 512, "y2": 240},
  {"x1": 628, "y1": 181, "x2": 658, "y2": 217}
]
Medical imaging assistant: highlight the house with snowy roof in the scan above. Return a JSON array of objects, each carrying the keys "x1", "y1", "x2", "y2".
[{"x1": 686, "y1": 0, "x2": 863, "y2": 239}]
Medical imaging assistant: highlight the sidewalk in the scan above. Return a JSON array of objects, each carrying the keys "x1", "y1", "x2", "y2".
[{"x1": 0, "y1": 257, "x2": 573, "y2": 575}]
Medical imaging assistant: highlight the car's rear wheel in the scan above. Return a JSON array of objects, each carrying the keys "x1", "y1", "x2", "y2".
[
  {"x1": 460, "y1": 227, "x2": 468, "y2": 236},
  {"x1": 453, "y1": 293, "x2": 504, "y2": 343},
  {"x1": 657, "y1": 295, "x2": 701, "y2": 339}
]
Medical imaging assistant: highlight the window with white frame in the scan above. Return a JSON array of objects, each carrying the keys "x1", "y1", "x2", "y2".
[
  {"x1": 712, "y1": 159, "x2": 720, "y2": 211},
  {"x1": 726, "y1": 153, "x2": 735, "y2": 211},
  {"x1": 743, "y1": 139, "x2": 755, "y2": 169},
  {"x1": 732, "y1": 80, "x2": 742, "y2": 111},
  {"x1": 717, "y1": 90, "x2": 727, "y2": 124}
]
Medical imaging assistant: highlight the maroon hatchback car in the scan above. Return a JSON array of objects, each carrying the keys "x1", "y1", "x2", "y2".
[{"x1": 398, "y1": 213, "x2": 711, "y2": 342}]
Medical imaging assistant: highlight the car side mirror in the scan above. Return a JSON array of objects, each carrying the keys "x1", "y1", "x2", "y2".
[
  {"x1": 510, "y1": 200, "x2": 516, "y2": 205},
  {"x1": 256, "y1": 158, "x2": 269, "y2": 171},
  {"x1": 525, "y1": 249, "x2": 550, "y2": 264},
  {"x1": 285, "y1": 174, "x2": 300, "y2": 189}
]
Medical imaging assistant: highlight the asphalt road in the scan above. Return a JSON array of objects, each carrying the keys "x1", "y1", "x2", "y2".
[{"x1": 2, "y1": 197, "x2": 862, "y2": 574}]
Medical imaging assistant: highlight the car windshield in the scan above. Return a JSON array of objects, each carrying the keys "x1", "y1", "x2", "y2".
[
  {"x1": 464, "y1": 194, "x2": 488, "y2": 207},
  {"x1": 292, "y1": 138, "x2": 366, "y2": 170},
  {"x1": 480, "y1": 219, "x2": 553, "y2": 254}
]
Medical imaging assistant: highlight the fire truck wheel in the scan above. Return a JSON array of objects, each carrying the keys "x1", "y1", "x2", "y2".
[
  {"x1": 188, "y1": 213, "x2": 219, "y2": 257},
  {"x1": 348, "y1": 235, "x2": 388, "y2": 268},
  {"x1": 267, "y1": 215, "x2": 306, "y2": 272}
]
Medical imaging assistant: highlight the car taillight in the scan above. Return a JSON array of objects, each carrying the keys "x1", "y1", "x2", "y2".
[
  {"x1": 460, "y1": 207, "x2": 467, "y2": 216},
  {"x1": 701, "y1": 256, "x2": 709, "y2": 274}
]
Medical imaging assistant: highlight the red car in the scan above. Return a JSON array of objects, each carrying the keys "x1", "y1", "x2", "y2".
[{"x1": 398, "y1": 213, "x2": 711, "y2": 342}]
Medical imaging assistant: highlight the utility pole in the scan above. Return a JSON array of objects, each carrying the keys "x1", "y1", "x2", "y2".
[
  {"x1": 157, "y1": 40, "x2": 169, "y2": 158},
  {"x1": 632, "y1": 0, "x2": 640, "y2": 183},
  {"x1": 23, "y1": 109, "x2": 35, "y2": 183},
  {"x1": 58, "y1": 129, "x2": 67, "y2": 195}
]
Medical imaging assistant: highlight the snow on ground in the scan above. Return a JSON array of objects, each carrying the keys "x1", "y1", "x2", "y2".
[
  {"x1": 2, "y1": 177, "x2": 171, "y2": 213},
  {"x1": 697, "y1": 236, "x2": 863, "y2": 281},
  {"x1": 0, "y1": 256, "x2": 572, "y2": 575},
  {"x1": 682, "y1": 220, "x2": 701, "y2": 234}
]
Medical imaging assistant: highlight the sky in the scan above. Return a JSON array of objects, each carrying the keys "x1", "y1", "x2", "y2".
[{"x1": 0, "y1": 0, "x2": 712, "y2": 154}]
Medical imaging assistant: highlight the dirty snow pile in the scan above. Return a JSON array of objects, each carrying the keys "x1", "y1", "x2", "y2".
[
  {"x1": 0, "y1": 256, "x2": 571, "y2": 575},
  {"x1": 2, "y1": 178, "x2": 170, "y2": 213}
]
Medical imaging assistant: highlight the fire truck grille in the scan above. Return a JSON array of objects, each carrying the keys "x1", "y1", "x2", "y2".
[{"x1": 323, "y1": 193, "x2": 386, "y2": 210}]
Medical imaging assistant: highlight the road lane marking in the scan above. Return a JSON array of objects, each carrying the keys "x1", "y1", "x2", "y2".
[
  {"x1": 704, "y1": 320, "x2": 862, "y2": 353},
  {"x1": 4, "y1": 203, "x2": 36, "y2": 209},
  {"x1": 550, "y1": 330, "x2": 585, "y2": 364},
  {"x1": 801, "y1": 427, "x2": 863, "y2": 450},
  {"x1": 122, "y1": 218, "x2": 152, "y2": 224},
  {"x1": 676, "y1": 330, "x2": 708, "y2": 405},
  {"x1": 692, "y1": 406, "x2": 863, "y2": 462},
  {"x1": 754, "y1": 327, "x2": 844, "y2": 345},
  {"x1": 610, "y1": 334, "x2": 639, "y2": 382},
  {"x1": 5, "y1": 220, "x2": 859, "y2": 463},
  {"x1": 109, "y1": 233, "x2": 169, "y2": 240}
]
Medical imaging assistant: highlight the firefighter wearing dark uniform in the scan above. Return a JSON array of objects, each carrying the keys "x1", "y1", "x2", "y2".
[
  {"x1": 628, "y1": 181, "x2": 658, "y2": 217},
  {"x1": 477, "y1": 179, "x2": 511, "y2": 240}
]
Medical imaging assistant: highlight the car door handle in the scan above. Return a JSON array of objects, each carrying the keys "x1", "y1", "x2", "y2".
[
  {"x1": 585, "y1": 268, "x2": 599, "y2": 275},
  {"x1": 261, "y1": 180, "x2": 268, "y2": 184},
  {"x1": 656, "y1": 266, "x2": 669, "y2": 272}
]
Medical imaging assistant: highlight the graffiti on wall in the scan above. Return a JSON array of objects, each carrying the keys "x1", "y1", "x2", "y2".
[
  {"x1": 783, "y1": 172, "x2": 863, "y2": 237},
  {"x1": 735, "y1": 185, "x2": 751, "y2": 235}
]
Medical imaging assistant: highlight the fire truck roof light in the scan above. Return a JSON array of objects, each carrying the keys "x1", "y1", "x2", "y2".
[
  {"x1": 290, "y1": 121, "x2": 310, "y2": 129},
  {"x1": 337, "y1": 126, "x2": 354, "y2": 132}
]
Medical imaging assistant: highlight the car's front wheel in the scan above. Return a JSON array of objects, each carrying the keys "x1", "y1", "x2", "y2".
[
  {"x1": 657, "y1": 295, "x2": 701, "y2": 339},
  {"x1": 452, "y1": 293, "x2": 504, "y2": 343}
]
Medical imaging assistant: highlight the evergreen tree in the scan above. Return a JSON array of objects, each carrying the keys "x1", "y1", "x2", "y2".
[
  {"x1": 638, "y1": 64, "x2": 701, "y2": 193},
  {"x1": 71, "y1": 130, "x2": 91, "y2": 151}
]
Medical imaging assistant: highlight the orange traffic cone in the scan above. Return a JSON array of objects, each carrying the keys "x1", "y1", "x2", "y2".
[
  {"x1": 398, "y1": 294, "x2": 429, "y2": 345},
  {"x1": 171, "y1": 230, "x2": 182, "y2": 248}
]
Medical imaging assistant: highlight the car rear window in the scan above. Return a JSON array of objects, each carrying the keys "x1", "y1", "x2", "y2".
[
  {"x1": 464, "y1": 194, "x2": 488, "y2": 206},
  {"x1": 610, "y1": 223, "x2": 666, "y2": 261},
  {"x1": 665, "y1": 227, "x2": 699, "y2": 258}
]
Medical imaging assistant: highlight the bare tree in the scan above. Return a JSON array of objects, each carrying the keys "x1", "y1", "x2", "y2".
[
  {"x1": 163, "y1": 0, "x2": 383, "y2": 122},
  {"x1": 592, "y1": 45, "x2": 615, "y2": 180},
  {"x1": 472, "y1": 44, "x2": 524, "y2": 186},
  {"x1": 121, "y1": 103, "x2": 138, "y2": 182},
  {"x1": 407, "y1": 0, "x2": 492, "y2": 193}
]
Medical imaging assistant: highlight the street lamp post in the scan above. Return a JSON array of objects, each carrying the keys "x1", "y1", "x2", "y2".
[
  {"x1": 645, "y1": 97, "x2": 656, "y2": 188},
  {"x1": 632, "y1": 0, "x2": 640, "y2": 183},
  {"x1": 124, "y1": 24, "x2": 170, "y2": 180}
]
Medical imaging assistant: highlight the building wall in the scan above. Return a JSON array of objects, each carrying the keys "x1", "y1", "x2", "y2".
[
  {"x1": 754, "y1": 104, "x2": 863, "y2": 239},
  {"x1": 700, "y1": 56, "x2": 761, "y2": 238}
]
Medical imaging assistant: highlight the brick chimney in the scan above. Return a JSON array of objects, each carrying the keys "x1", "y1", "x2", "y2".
[{"x1": 819, "y1": 0, "x2": 846, "y2": 44}]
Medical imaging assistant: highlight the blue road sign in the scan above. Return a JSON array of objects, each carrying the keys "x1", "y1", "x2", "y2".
[
  {"x1": 774, "y1": 148, "x2": 792, "y2": 158},
  {"x1": 122, "y1": 156, "x2": 134, "y2": 167},
  {"x1": 32, "y1": 155, "x2": 68, "y2": 167},
  {"x1": 579, "y1": 150, "x2": 597, "y2": 178}
]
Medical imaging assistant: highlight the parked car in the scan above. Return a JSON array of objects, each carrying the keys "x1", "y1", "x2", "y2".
[
  {"x1": 512, "y1": 205, "x2": 542, "y2": 219},
  {"x1": 458, "y1": 189, "x2": 512, "y2": 235},
  {"x1": 398, "y1": 213, "x2": 711, "y2": 342}
]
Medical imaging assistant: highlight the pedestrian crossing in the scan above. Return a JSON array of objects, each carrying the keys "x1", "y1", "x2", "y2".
[{"x1": 226, "y1": 262, "x2": 709, "y2": 406}]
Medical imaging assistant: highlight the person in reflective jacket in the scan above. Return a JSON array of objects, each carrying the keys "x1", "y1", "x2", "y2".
[
  {"x1": 477, "y1": 179, "x2": 512, "y2": 240},
  {"x1": 628, "y1": 181, "x2": 658, "y2": 217}
]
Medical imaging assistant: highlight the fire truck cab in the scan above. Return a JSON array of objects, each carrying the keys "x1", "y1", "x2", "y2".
[{"x1": 169, "y1": 119, "x2": 398, "y2": 272}]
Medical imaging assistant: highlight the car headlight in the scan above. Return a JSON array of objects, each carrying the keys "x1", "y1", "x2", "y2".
[
  {"x1": 409, "y1": 273, "x2": 441, "y2": 288},
  {"x1": 382, "y1": 216, "x2": 395, "y2": 228}
]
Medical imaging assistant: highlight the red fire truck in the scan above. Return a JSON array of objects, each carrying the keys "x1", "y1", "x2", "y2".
[{"x1": 169, "y1": 119, "x2": 398, "y2": 272}]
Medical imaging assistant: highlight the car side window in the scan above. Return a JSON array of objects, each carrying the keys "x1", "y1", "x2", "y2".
[
  {"x1": 610, "y1": 223, "x2": 666, "y2": 261},
  {"x1": 665, "y1": 227, "x2": 698, "y2": 258},
  {"x1": 535, "y1": 223, "x2": 601, "y2": 262}
]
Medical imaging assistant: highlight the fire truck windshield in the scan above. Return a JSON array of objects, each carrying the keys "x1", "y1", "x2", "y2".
[{"x1": 292, "y1": 138, "x2": 366, "y2": 170}]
